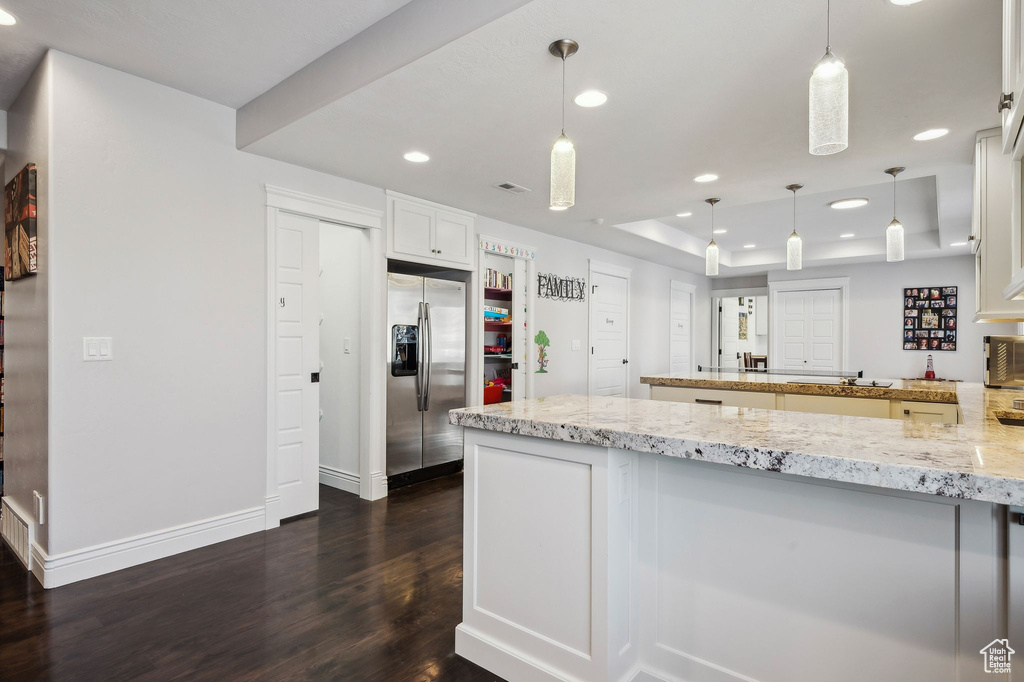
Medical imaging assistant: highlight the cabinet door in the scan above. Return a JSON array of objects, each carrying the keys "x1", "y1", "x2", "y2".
[
  {"x1": 391, "y1": 200, "x2": 435, "y2": 259},
  {"x1": 900, "y1": 401, "x2": 959, "y2": 425},
  {"x1": 433, "y1": 210, "x2": 474, "y2": 266},
  {"x1": 1003, "y1": 0, "x2": 1024, "y2": 152}
]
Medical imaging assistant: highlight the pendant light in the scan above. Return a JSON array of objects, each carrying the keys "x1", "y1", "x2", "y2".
[
  {"x1": 705, "y1": 198, "x2": 721, "y2": 277},
  {"x1": 786, "y1": 184, "x2": 804, "y2": 271},
  {"x1": 549, "y1": 39, "x2": 578, "y2": 211},
  {"x1": 809, "y1": 0, "x2": 849, "y2": 155},
  {"x1": 884, "y1": 166, "x2": 905, "y2": 262}
]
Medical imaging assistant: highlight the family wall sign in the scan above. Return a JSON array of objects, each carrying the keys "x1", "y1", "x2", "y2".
[{"x1": 537, "y1": 273, "x2": 586, "y2": 302}]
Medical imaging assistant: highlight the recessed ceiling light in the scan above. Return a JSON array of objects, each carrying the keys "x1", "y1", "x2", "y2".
[
  {"x1": 743, "y1": 244, "x2": 756, "y2": 249},
  {"x1": 675, "y1": 211, "x2": 692, "y2": 218},
  {"x1": 840, "y1": 233, "x2": 855, "y2": 239},
  {"x1": 713, "y1": 228, "x2": 727, "y2": 234},
  {"x1": 403, "y1": 151, "x2": 429, "y2": 163},
  {"x1": 829, "y1": 198, "x2": 869, "y2": 210},
  {"x1": 950, "y1": 241, "x2": 968, "y2": 247},
  {"x1": 0, "y1": 8, "x2": 16, "y2": 25},
  {"x1": 913, "y1": 128, "x2": 949, "y2": 141},
  {"x1": 574, "y1": 90, "x2": 607, "y2": 107},
  {"x1": 694, "y1": 173, "x2": 719, "y2": 183},
  {"x1": 889, "y1": 0, "x2": 923, "y2": 5}
]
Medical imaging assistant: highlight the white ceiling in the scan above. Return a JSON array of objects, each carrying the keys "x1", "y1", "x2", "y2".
[
  {"x1": 0, "y1": 0, "x2": 413, "y2": 108},
  {"x1": 243, "y1": 0, "x2": 1000, "y2": 274}
]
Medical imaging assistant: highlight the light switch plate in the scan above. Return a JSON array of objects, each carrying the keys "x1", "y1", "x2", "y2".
[
  {"x1": 571, "y1": 339, "x2": 582, "y2": 351},
  {"x1": 83, "y1": 337, "x2": 113, "y2": 362},
  {"x1": 344, "y1": 337, "x2": 351, "y2": 354}
]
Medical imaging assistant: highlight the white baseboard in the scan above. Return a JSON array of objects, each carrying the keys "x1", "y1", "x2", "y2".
[
  {"x1": 319, "y1": 465, "x2": 360, "y2": 495},
  {"x1": 456, "y1": 623, "x2": 577, "y2": 682},
  {"x1": 31, "y1": 505, "x2": 266, "y2": 589},
  {"x1": 366, "y1": 471, "x2": 388, "y2": 501},
  {"x1": 1, "y1": 497, "x2": 34, "y2": 571},
  {"x1": 264, "y1": 494, "x2": 281, "y2": 530}
]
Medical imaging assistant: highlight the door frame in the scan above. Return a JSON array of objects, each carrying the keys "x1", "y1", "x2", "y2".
[
  {"x1": 768, "y1": 277, "x2": 850, "y2": 372},
  {"x1": 711, "y1": 287, "x2": 768, "y2": 369},
  {"x1": 265, "y1": 185, "x2": 387, "y2": 530},
  {"x1": 669, "y1": 280, "x2": 696, "y2": 374},
  {"x1": 588, "y1": 260, "x2": 632, "y2": 397}
]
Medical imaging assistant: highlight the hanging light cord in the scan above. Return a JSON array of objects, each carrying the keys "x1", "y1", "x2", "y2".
[
  {"x1": 710, "y1": 202, "x2": 714, "y2": 240},
  {"x1": 892, "y1": 175, "x2": 897, "y2": 220},
  {"x1": 792, "y1": 189, "x2": 797, "y2": 232},
  {"x1": 826, "y1": 0, "x2": 831, "y2": 50},
  {"x1": 560, "y1": 56, "x2": 566, "y2": 135}
]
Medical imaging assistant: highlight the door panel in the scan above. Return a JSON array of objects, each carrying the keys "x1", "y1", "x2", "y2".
[
  {"x1": 392, "y1": 200, "x2": 434, "y2": 259},
  {"x1": 434, "y1": 211, "x2": 473, "y2": 264},
  {"x1": 590, "y1": 270, "x2": 629, "y2": 397},
  {"x1": 422, "y1": 278, "x2": 467, "y2": 468},
  {"x1": 387, "y1": 274, "x2": 425, "y2": 477},
  {"x1": 776, "y1": 289, "x2": 842, "y2": 373},
  {"x1": 275, "y1": 211, "x2": 320, "y2": 519}
]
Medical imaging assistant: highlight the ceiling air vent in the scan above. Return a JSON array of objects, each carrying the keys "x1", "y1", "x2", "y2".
[{"x1": 494, "y1": 182, "x2": 531, "y2": 195}]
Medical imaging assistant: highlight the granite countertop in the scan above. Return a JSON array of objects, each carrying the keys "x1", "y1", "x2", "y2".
[
  {"x1": 640, "y1": 371, "x2": 959, "y2": 403},
  {"x1": 449, "y1": 384, "x2": 1024, "y2": 506}
]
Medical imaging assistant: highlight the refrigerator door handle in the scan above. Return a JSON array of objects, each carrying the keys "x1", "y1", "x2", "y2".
[
  {"x1": 416, "y1": 302, "x2": 425, "y2": 411},
  {"x1": 424, "y1": 301, "x2": 433, "y2": 411}
]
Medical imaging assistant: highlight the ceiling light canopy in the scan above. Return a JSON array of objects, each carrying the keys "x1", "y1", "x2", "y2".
[
  {"x1": 676, "y1": 211, "x2": 692, "y2": 218},
  {"x1": 913, "y1": 128, "x2": 949, "y2": 141},
  {"x1": 829, "y1": 197, "x2": 868, "y2": 210},
  {"x1": 694, "y1": 173, "x2": 718, "y2": 183},
  {"x1": 0, "y1": 8, "x2": 15, "y2": 25},
  {"x1": 786, "y1": 184, "x2": 804, "y2": 271},
  {"x1": 705, "y1": 198, "x2": 720, "y2": 277},
  {"x1": 809, "y1": 0, "x2": 849, "y2": 155},
  {"x1": 549, "y1": 39, "x2": 579, "y2": 211},
  {"x1": 403, "y1": 151, "x2": 429, "y2": 163},
  {"x1": 885, "y1": 166, "x2": 906, "y2": 262},
  {"x1": 574, "y1": 90, "x2": 607, "y2": 107}
]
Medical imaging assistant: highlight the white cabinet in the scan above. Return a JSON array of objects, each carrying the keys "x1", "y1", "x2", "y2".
[
  {"x1": 973, "y1": 130, "x2": 1024, "y2": 321},
  {"x1": 386, "y1": 191, "x2": 475, "y2": 270},
  {"x1": 899, "y1": 401, "x2": 960, "y2": 425},
  {"x1": 1001, "y1": 0, "x2": 1024, "y2": 153},
  {"x1": 650, "y1": 385, "x2": 776, "y2": 409}
]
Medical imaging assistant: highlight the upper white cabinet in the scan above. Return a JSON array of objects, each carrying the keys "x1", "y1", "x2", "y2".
[
  {"x1": 973, "y1": 130, "x2": 1024, "y2": 320},
  {"x1": 1002, "y1": 0, "x2": 1024, "y2": 152},
  {"x1": 386, "y1": 191, "x2": 476, "y2": 270}
]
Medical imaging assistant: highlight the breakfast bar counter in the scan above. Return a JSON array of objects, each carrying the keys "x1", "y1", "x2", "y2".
[{"x1": 449, "y1": 390, "x2": 1023, "y2": 682}]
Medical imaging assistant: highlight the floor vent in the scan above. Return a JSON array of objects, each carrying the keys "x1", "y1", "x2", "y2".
[
  {"x1": 1, "y1": 498, "x2": 32, "y2": 570},
  {"x1": 494, "y1": 182, "x2": 531, "y2": 195}
]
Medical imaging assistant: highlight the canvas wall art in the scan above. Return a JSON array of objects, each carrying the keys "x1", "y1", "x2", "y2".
[
  {"x1": 903, "y1": 286, "x2": 957, "y2": 351},
  {"x1": 4, "y1": 163, "x2": 38, "y2": 281}
]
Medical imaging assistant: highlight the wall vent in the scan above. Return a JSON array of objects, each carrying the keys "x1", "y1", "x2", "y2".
[
  {"x1": 1, "y1": 498, "x2": 33, "y2": 571},
  {"x1": 494, "y1": 182, "x2": 532, "y2": 195}
]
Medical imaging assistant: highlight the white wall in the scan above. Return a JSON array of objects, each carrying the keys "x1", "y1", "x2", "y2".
[
  {"x1": 4, "y1": 55, "x2": 52, "y2": 552},
  {"x1": 475, "y1": 216, "x2": 712, "y2": 399},
  {"x1": 768, "y1": 257, "x2": 1019, "y2": 382},
  {"x1": 319, "y1": 223, "x2": 363, "y2": 488},
  {"x1": 45, "y1": 51, "x2": 384, "y2": 557}
]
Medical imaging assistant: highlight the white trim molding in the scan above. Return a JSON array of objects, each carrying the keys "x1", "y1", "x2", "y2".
[
  {"x1": 319, "y1": 465, "x2": 361, "y2": 495},
  {"x1": 1, "y1": 496, "x2": 34, "y2": 571},
  {"x1": 385, "y1": 188, "x2": 476, "y2": 217},
  {"x1": 266, "y1": 186, "x2": 388, "y2": 514},
  {"x1": 768, "y1": 276, "x2": 851, "y2": 372},
  {"x1": 29, "y1": 506, "x2": 266, "y2": 589}
]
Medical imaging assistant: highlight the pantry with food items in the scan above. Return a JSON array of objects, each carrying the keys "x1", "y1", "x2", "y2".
[{"x1": 478, "y1": 244, "x2": 532, "y2": 405}]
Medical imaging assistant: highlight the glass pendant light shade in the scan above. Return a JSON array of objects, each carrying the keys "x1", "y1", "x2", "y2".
[
  {"x1": 787, "y1": 232, "x2": 803, "y2": 270},
  {"x1": 886, "y1": 218, "x2": 905, "y2": 262},
  {"x1": 809, "y1": 49, "x2": 848, "y2": 155},
  {"x1": 550, "y1": 133, "x2": 576, "y2": 210},
  {"x1": 706, "y1": 240, "x2": 719, "y2": 277}
]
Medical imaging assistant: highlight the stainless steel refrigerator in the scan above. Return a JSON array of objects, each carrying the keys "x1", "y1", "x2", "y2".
[{"x1": 387, "y1": 273, "x2": 467, "y2": 482}]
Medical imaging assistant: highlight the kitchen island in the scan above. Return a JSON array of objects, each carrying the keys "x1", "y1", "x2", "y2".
[{"x1": 449, "y1": 386, "x2": 1024, "y2": 682}]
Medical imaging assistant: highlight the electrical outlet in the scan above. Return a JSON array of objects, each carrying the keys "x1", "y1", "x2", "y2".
[{"x1": 571, "y1": 339, "x2": 582, "y2": 351}]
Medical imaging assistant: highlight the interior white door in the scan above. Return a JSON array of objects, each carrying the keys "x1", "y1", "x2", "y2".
[
  {"x1": 275, "y1": 211, "x2": 320, "y2": 519},
  {"x1": 590, "y1": 269, "x2": 630, "y2": 397},
  {"x1": 719, "y1": 298, "x2": 740, "y2": 368},
  {"x1": 777, "y1": 289, "x2": 841, "y2": 373},
  {"x1": 669, "y1": 282, "x2": 692, "y2": 374}
]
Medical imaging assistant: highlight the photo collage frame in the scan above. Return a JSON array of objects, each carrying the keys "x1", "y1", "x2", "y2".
[{"x1": 903, "y1": 286, "x2": 957, "y2": 351}]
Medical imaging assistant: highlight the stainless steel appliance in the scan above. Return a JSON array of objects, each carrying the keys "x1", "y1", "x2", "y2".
[
  {"x1": 387, "y1": 272, "x2": 467, "y2": 485},
  {"x1": 984, "y1": 335, "x2": 1024, "y2": 389}
]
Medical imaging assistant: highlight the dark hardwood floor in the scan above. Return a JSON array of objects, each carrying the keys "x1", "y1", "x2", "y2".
[{"x1": 0, "y1": 474, "x2": 503, "y2": 681}]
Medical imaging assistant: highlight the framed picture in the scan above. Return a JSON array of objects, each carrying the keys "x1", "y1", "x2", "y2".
[
  {"x1": 903, "y1": 286, "x2": 957, "y2": 351},
  {"x1": 4, "y1": 163, "x2": 38, "y2": 281}
]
